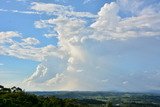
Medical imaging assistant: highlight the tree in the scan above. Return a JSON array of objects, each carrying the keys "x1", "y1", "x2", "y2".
[
  {"x1": 11, "y1": 86, "x2": 16, "y2": 92},
  {"x1": 11, "y1": 86, "x2": 22, "y2": 92},
  {"x1": 0, "y1": 85, "x2": 4, "y2": 88},
  {"x1": 107, "y1": 101, "x2": 113, "y2": 107},
  {"x1": 0, "y1": 85, "x2": 4, "y2": 91},
  {"x1": 16, "y1": 87, "x2": 23, "y2": 92},
  {"x1": 1, "y1": 88, "x2": 11, "y2": 93}
]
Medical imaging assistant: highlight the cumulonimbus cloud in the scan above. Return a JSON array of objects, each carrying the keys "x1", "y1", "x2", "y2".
[{"x1": 1, "y1": 0, "x2": 160, "y2": 91}]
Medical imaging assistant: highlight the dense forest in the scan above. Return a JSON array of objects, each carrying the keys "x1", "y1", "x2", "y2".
[{"x1": 1, "y1": 85, "x2": 160, "y2": 107}]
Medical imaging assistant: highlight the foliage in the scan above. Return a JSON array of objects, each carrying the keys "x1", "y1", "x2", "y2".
[
  {"x1": 0, "y1": 85, "x2": 86, "y2": 107},
  {"x1": 1, "y1": 85, "x2": 160, "y2": 107}
]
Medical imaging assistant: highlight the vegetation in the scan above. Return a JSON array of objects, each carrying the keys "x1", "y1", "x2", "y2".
[
  {"x1": 1, "y1": 85, "x2": 160, "y2": 107},
  {"x1": 0, "y1": 85, "x2": 84, "y2": 107},
  {"x1": 31, "y1": 91, "x2": 160, "y2": 107}
]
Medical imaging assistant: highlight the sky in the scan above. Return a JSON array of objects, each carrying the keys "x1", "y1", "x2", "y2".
[{"x1": 0, "y1": 0, "x2": 160, "y2": 92}]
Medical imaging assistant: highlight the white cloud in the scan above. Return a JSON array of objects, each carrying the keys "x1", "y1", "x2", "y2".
[
  {"x1": 22, "y1": 37, "x2": 40, "y2": 45},
  {"x1": 31, "y1": 2, "x2": 71, "y2": 13},
  {"x1": 117, "y1": 0, "x2": 160, "y2": 16},
  {"x1": 117, "y1": 0, "x2": 144, "y2": 15},
  {"x1": 44, "y1": 34, "x2": 58, "y2": 38},
  {"x1": 0, "y1": 31, "x2": 21, "y2": 44},
  {"x1": 0, "y1": 31, "x2": 20, "y2": 39},
  {"x1": 0, "y1": 31, "x2": 60, "y2": 61},
  {"x1": 22, "y1": 1, "x2": 160, "y2": 91},
  {"x1": 46, "y1": 73, "x2": 64, "y2": 85},
  {"x1": 122, "y1": 81, "x2": 128, "y2": 85},
  {"x1": 90, "y1": 2, "x2": 120, "y2": 40},
  {"x1": 1, "y1": 1, "x2": 160, "y2": 91},
  {"x1": 6, "y1": 44, "x2": 60, "y2": 61},
  {"x1": 11, "y1": 10, "x2": 42, "y2": 15},
  {"x1": 90, "y1": 2, "x2": 160, "y2": 40},
  {"x1": 0, "y1": 8, "x2": 42, "y2": 15},
  {"x1": 25, "y1": 64, "x2": 48, "y2": 83},
  {"x1": 31, "y1": 2, "x2": 97, "y2": 18},
  {"x1": 91, "y1": 2, "x2": 120, "y2": 30},
  {"x1": 83, "y1": 0, "x2": 98, "y2": 4}
]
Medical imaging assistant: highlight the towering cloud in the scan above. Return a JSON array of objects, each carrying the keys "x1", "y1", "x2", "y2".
[
  {"x1": 20, "y1": 1, "x2": 160, "y2": 91},
  {"x1": 0, "y1": 0, "x2": 160, "y2": 91}
]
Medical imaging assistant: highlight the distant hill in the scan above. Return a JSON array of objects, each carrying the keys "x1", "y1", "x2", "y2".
[
  {"x1": 147, "y1": 90, "x2": 160, "y2": 94},
  {"x1": 1, "y1": 85, "x2": 160, "y2": 107},
  {"x1": 29, "y1": 91, "x2": 160, "y2": 107}
]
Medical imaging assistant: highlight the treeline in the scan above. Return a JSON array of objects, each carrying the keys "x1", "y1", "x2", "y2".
[
  {"x1": 0, "y1": 85, "x2": 86, "y2": 107},
  {"x1": 0, "y1": 85, "x2": 22, "y2": 93},
  {"x1": 1, "y1": 85, "x2": 158, "y2": 107},
  {"x1": 0, "y1": 85, "x2": 111, "y2": 107}
]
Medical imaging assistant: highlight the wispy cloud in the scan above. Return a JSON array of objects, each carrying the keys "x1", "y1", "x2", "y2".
[
  {"x1": 0, "y1": 8, "x2": 42, "y2": 15},
  {"x1": 83, "y1": 0, "x2": 91, "y2": 4},
  {"x1": 31, "y1": 2, "x2": 97, "y2": 18},
  {"x1": 0, "y1": 63, "x2": 4, "y2": 66}
]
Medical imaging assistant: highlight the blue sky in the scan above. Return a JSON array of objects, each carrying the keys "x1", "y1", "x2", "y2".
[{"x1": 0, "y1": 0, "x2": 160, "y2": 91}]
